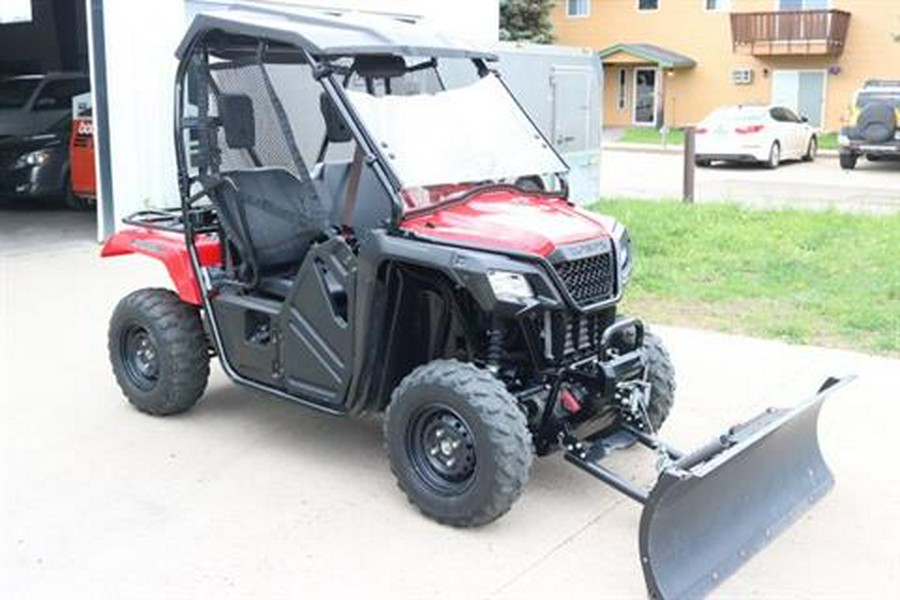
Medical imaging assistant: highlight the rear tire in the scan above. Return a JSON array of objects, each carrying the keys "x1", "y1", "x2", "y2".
[
  {"x1": 384, "y1": 359, "x2": 532, "y2": 527},
  {"x1": 108, "y1": 288, "x2": 210, "y2": 416},
  {"x1": 839, "y1": 152, "x2": 858, "y2": 170}
]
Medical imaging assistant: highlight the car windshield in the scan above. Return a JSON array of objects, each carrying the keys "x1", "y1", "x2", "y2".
[
  {"x1": 345, "y1": 75, "x2": 567, "y2": 211},
  {"x1": 0, "y1": 78, "x2": 40, "y2": 109},
  {"x1": 856, "y1": 91, "x2": 900, "y2": 109}
]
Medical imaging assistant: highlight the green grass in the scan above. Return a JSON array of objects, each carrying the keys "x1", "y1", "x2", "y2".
[
  {"x1": 618, "y1": 127, "x2": 840, "y2": 151},
  {"x1": 591, "y1": 200, "x2": 900, "y2": 356},
  {"x1": 817, "y1": 132, "x2": 839, "y2": 151},
  {"x1": 619, "y1": 127, "x2": 685, "y2": 146}
]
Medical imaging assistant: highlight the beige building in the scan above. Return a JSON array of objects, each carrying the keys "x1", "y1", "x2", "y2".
[{"x1": 551, "y1": 0, "x2": 900, "y2": 131}]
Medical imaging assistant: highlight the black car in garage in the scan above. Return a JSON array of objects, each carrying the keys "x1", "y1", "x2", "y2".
[{"x1": 0, "y1": 72, "x2": 91, "y2": 209}]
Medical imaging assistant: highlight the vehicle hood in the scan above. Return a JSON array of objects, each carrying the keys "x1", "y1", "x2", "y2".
[
  {"x1": 0, "y1": 131, "x2": 64, "y2": 153},
  {"x1": 399, "y1": 189, "x2": 610, "y2": 257}
]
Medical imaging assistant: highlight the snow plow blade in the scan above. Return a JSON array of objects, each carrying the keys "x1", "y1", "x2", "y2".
[{"x1": 638, "y1": 376, "x2": 852, "y2": 599}]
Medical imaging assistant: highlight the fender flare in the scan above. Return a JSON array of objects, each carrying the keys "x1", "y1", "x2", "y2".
[{"x1": 101, "y1": 228, "x2": 222, "y2": 305}]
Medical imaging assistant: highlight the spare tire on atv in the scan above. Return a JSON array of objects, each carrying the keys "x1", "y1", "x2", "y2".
[{"x1": 857, "y1": 103, "x2": 897, "y2": 144}]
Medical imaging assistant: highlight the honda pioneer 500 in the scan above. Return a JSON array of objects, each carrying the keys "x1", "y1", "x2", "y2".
[{"x1": 103, "y1": 8, "x2": 849, "y2": 598}]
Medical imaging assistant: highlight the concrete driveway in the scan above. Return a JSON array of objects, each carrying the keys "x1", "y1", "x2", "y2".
[
  {"x1": 600, "y1": 149, "x2": 900, "y2": 213},
  {"x1": 2, "y1": 238, "x2": 899, "y2": 599}
]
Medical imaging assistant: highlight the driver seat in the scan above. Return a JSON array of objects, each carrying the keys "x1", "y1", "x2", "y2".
[{"x1": 209, "y1": 94, "x2": 326, "y2": 298}]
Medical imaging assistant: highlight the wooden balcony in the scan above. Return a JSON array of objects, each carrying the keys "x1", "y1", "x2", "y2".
[{"x1": 730, "y1": 10, "x2": 851, "y2": 56}]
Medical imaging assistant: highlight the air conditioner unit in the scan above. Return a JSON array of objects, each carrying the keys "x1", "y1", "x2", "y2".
[{"x1": 731, "y1": 68, "x2": 753, "y2": 85}]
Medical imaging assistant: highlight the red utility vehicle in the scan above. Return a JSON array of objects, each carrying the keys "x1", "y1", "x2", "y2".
[{"x1": 102, "y1": 9, "x2": 847, "y2": 598}]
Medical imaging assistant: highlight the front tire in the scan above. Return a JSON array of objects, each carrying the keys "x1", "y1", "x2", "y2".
[
  {"x1": 108, "y1": 288, "x2": 210, "y2": 416},
  {"x1": 803, "y1": 136, "x2": 817, "y2": 162},
  {"x1": 765, "y1": 142, "x2": 781, "y2": 169},
  {"x1": 642, "y1": 331, "x2": 676, "y2": 431},
  {"x1": 384, "y1": 359, "x2": 533, "y2": 527}
]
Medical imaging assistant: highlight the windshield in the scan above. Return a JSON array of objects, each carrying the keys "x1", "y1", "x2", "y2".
[
  {"x1": 0, "y1": 78, "x2": 40, "y2": 109},
  {"x1": 857, "y1": 91, "x2": 900, "y2": 110},
  {"x1": 345, "y1": 75, "x2": 567, "y2": 208}
]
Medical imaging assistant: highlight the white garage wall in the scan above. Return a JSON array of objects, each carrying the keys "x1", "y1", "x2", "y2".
[{"x1": 93, "y1": 0, "x2": 498, "y2": 239}]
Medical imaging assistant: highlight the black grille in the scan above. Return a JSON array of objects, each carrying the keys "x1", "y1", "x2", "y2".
[{"x1": 554, "y1": 251, "x2": 615, "y2": 307}]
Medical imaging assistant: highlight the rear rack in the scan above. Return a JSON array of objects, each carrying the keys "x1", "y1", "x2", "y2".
[{"x1": 122, "y1": 207, "x2": 218, "y2": 234}]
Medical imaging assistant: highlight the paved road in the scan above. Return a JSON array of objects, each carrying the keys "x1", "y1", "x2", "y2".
[
  {"x1": 2, "y1": 239, "x2": 899, "y2": 598},
  {"x1": 600, "y1": 149, "x2": 900, "y2": 213}
]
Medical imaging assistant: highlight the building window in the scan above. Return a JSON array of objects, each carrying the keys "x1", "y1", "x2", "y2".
[
  {"x1": 638, "y1": 0, "x2": 659, "y2": 11},
  {"x1": 617, "y1": 69, "x2": 627, "y2": 110},
  {"x1": 705, "y1": 0, "x2": 730, "y2": 10},
  {"x1": 567, "y1": 0, "x2": 590, "y2": 17}
]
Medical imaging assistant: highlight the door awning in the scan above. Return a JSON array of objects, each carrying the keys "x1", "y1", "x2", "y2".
[{"x1": 598, "y1": 43, "x2": 696, "y2": 69}]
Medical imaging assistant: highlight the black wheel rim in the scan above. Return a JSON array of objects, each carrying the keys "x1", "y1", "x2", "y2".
[
  {"x1": 406, "y1": 404, "x2": 477, "y2": 495},
  {"x1": 120, "y1": 324, "x2": 159, "y2": 390}
]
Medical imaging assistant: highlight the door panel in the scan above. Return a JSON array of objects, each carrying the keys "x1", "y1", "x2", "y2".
[
  {"x1": 552, "y1": 66, "x2": 592, "y2": 152},
  {"x1": 633, "y1": 68, "x2": 657, "y2": 126},
  {"x1": 279, "y1": 238, "x2": 356, "y2": 407},
  {"x1": 797, "y1": 71, "x2": 825, "y2": 128}
]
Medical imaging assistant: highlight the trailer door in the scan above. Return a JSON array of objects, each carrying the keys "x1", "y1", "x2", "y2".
[{"x1": 551, "y1": 66, "x2": 598, "y2": 204}]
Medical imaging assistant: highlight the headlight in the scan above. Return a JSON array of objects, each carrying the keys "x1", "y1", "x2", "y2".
[
  {"x1": 13, "y1": 149, "x2": 53, "y2": 169},
  {"x1": 487, "y1": 270, "x2": 535, "y2": 302},
  {"x1": 611, "y1": 222, "x2": 634, "y2": 286}
]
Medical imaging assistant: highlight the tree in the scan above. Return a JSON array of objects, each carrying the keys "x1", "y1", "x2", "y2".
[{"x1": 499, "y1": 0, "x2": 555, "y2": 44}]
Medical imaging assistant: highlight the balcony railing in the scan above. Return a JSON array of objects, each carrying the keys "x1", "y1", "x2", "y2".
[{"x1": 730, "y1": 10, "x2": 851, "y2": 56}]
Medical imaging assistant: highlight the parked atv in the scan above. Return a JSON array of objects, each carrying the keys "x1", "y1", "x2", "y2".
[{"x1": 102, "y1": 8, "x2": 848, "y2": 598}]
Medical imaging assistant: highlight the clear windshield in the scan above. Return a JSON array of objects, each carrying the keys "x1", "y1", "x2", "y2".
[
  {"x1": 345, "y1": 75, "x2": 567, "y2": 196},
  {"x1": 0, "y1": 78, "x2": 40, "y2": 109}
]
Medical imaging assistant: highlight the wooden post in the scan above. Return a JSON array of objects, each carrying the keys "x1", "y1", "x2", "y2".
[{"x1": 683, "y1": 126, "x2": 695, "y2": 204}]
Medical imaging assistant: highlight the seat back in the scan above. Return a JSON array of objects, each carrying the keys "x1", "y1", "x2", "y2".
[{"x1": 214, "y1": 168, "x2": 324, "y2": 280}]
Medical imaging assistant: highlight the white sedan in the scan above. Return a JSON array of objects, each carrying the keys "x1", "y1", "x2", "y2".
[{"x1": 693, "y1": 105, "x2": 818, "y2": 169}]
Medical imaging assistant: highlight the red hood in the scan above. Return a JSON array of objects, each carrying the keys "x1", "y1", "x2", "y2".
[{"x1": 400, "y1": 190, "x2": 610, "y2": 257}]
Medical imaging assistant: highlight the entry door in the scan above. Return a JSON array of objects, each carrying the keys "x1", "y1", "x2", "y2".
[
  {"x1": 551, "y1": 66, "x2": 592, "y2": 152},
  {"x1": 771, "y1": 70, "x2": 825, "y2": 127},
  {"x1": 632, "y1": 68, "x2": 657, "y2": 126}
]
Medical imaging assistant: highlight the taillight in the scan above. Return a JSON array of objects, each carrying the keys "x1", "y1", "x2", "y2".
[
  {"x1": 735, "y1": 124, "x2": 765, "y2": 134},
  {"x1": 695, "y1": 127, "x2": 708, "y2": 134}
]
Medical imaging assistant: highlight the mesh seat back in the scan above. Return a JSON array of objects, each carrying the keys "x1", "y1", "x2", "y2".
[{"x1": 215, "y1": 168, "x2": 323, "y2": 276}]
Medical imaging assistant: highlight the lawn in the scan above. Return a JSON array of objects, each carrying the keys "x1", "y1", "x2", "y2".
[
  {"x1": 592, "y1": 200, "x2": 900, "y2": 356},
  {"x1": 619, "y1": 127, "x2": 685, "y2": 146},
  {"x1": 618, "y1": 127, "x2": 840, "y2": 151}
]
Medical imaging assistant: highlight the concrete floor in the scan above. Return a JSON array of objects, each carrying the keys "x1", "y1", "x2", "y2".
[
  {"x1": 2, "y1": 221, "x2": 899, "y2": 598},
  {"x1": 600, "y1": 149, "x2": 900, "y2": 213}
]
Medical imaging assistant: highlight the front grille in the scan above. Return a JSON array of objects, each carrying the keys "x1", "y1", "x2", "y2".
[{"x1": 554, "y1": 251, "x2": 616, "y2": 307}]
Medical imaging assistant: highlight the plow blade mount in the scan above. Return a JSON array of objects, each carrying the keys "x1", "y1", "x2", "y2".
[{"x1": 639, "y1": 376, "x2": 852, "y2": 599}]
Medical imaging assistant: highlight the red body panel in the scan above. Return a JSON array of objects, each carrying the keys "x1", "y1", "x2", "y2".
[
  {"x1": 69, "y1": 119, "x2": 96, "y2": 199},
  {"x1": 101, "y1": 228, "x2": 222, "y2": 305},
  {"x1": 400, "y1": 190, "x2": 610, "y2": 257}
]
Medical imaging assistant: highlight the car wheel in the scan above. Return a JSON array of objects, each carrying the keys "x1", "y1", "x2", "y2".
[
  {"x1": 839, "y1": 152, "x2": 858, "y2": 170},
  {"x1": 384, "y1": 359, "x2": 532, "y2": 527},
  {"x1": 766, "y1": 142, "x2": 781, "y2": 169},
  {"x1": 62, "y1": 179, "x2": 93, "y2": 211},
  {"x1": 803, "y1": 137, "x2": 817, "y2": 162}
]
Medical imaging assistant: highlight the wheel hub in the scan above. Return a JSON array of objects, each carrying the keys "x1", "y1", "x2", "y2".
[
  {"x1": 409, "y1": 406, "x2": 477, "y2": 493},
  {"x1": 122, "y1": 325, "x2": 159, "y2": 389}
]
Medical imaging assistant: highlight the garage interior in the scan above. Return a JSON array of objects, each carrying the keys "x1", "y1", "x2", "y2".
[{"x1": 0, "y1": 0, "x2": 93, "y2": 252}]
